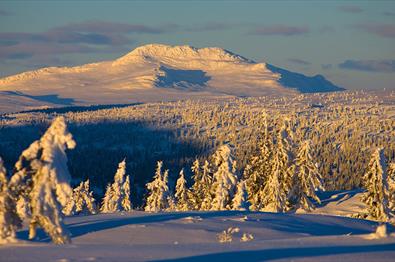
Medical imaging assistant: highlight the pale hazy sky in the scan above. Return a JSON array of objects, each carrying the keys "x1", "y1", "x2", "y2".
[{"x1": 0, "y1": 0, "x2": 394, "y2": 90}]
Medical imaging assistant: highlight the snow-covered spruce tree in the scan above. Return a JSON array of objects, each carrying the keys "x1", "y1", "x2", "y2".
[
  {"x1": 290, "y1": 140, "x2": 324, "y2": 211},
  {"x1": 9, "y1": 116, "x2": 75, "y2": 244},
  {"x1": 0, "y1": 157, "x2": 21, "y2": 242},
  {"x1": 100, "y1": 159, "x2": 131, "y2": 213},
  {"x1": 200, "y1": 160, "x2": 213, "y2": 211},
  {"x1": 232, "y1": 180, "x2": 249, "y2": 211},
  {"x1": 276, "y1": 119, "x2": 295, "y2": 196},
  {"x1": 388, "y1": 163, "x2": 395, "y2": 211},
  {"x1": 122, "y1": 175, "x2": 131, "y2": 212},
  {"x1": 361, "y1": 148, "x2": 391, "y2": 221},
  {"x1": 243, "y1": 128, "x2": 273, "y2": 211},
  {"x1": 191, "y1": 159, "x2": 213, "y2": 210},
  {"x1": 100, "y1": 184, "x2": 113, "y2": 213},
  {"x1": 260, "y1": 152, "x2": 287, "y2": 212},
  {"x1": 190, "y1": 159, "x2": 202, "y2": 210},
  {"x1": 210, "y1": 144, "x2": 238, "y2": 211},
  {"x1": 175, "y1": 169, "x2": 191, "y2": 211},
  {"x1": 63, "y1": 179, "x2": 96, "y2": 216},
  {"x1": 145, "y1": 161, "x2": 171, "y2": 212}
]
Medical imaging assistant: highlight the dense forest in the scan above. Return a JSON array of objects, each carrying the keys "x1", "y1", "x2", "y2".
[
  {"x1": 1, "y1": 90, "x2": 393, "y2": 199},
  {"x1": 0, "y1": 90, "x2": 394, "y2": 243}
]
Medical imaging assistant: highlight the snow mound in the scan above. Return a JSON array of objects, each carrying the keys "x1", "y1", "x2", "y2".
[{"x1": 2, "y1": 211, "x2": 394, "y2": 261}]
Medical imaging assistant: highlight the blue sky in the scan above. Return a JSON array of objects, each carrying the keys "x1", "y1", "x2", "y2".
[{"x1": 0, "y1": 0, "x2": 394, "y2": 90}]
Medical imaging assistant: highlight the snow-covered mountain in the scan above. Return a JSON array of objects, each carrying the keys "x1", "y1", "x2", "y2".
[{"x1": 0, "y1": 44, "x2": 344, "y2": 112}]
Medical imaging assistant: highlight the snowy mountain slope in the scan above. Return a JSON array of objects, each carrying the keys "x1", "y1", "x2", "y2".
[
  {"x1": 0, "y1": 44, "x2": 344, "y2": 113},
  {"x1": 1, "y1": 211, "x2": 394, "y2": 262}
]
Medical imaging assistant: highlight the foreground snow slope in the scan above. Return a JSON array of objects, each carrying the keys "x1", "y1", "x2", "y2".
[
  {"x1": 0, "y1": 44, "x2": 344, "y2": 113},
  {"x1": 1, "y1": 211, "x2": 394, "y2": 262}
]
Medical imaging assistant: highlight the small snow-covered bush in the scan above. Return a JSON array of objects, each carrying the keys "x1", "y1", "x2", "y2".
[{"x1": 217, "y1": 227, "x2": 240, "y2": 243}]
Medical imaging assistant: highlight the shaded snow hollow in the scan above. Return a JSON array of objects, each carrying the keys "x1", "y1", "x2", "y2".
[{"x1": 0, "y1": 44, "x2": 344, "y2": 113}]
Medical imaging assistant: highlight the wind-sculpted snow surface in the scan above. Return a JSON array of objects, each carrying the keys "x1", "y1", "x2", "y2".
[
  {"x1": 0, "y1": 44, "x2": 344, "y2": 113},
  {"x1": 1, "y1": 211, "x2": 394, "y2": 261}
]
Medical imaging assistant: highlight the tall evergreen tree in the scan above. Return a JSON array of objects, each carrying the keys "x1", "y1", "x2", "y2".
[
  {"x1": 210, "y1": 145, "x2": 238, "y2": 210},
  {"x1": 200, "y1": 160, "x2": 213, "y2": 211},
  {"x1": 244, "y1": 129, "x2": 273, "y2": 211},
  {"x1": 9, "y1": 117, "x2": 75, "y2": 244},
  {"x1": 63, "y1": 179, "x2": 96, "y2": 216},
  {"x1": 145, "y1": 161, "x2": 171, "y2": 212},
  {"x1": 276, "y1": 119, "x2": 294, "y2": 195},
  {"x1": 260, "y1": 153, "x2": 287, "y2": 212},
  {"x1": 232, "y1": 180, "x2": 249, "y2": 211},
  {"x1": 0, "y1": 157, "x2": 21, "y2": 242},
  {"x1": 362, "y1": 148, "x2": 391, "y2": 221},
  {"x1": 175, "y1": 169, "x2": 190, "y2": 211},
  {"x1": 388, "y1": 163, "x2": 395, "y2": 212},
  {"x1": 100, "y1": 159, "x2": 131, "y2": 213},
  {"x1": 291, "y1": 140, "x2": 324, "y2": 211}
]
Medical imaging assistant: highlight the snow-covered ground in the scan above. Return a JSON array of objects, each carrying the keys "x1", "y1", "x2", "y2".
[{"x1": 1, "y1": 208, "x2": 394, "y2": 261}]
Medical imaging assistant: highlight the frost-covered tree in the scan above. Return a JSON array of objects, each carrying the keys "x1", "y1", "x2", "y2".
[
  {"x1": 200, "y1": 160, "x2": 213, "y2": 211},
  {"x1": 122, "y1": 175, "x2": 131, "y2": 212},
  {"x1": 175, "y1": 169, "x2": 190, "y2": 211},
  {"x1": 9, "y1": 117, "x2": 75, "y2": 244},
  {"x1": 100, "y1": 184, "x2": 113, "y2": 213},
  {"x1": 190, "y1": 159, "x2": 213, "y2": 210},
  {"x1": 232, "y1": 180, "x2": 249, "y2": 211},
  {"x1": 145, "y1": 161, "x2": 171, "y2": 212},
  {"x1": 63, "y1": 180, "x2": 96, "y2": 216},
  {"x1": 257, "y1": 120, "x2": 293, "y2": 213},
  {"x1": 190, "y1": 159, "x2": 202, "y2": 209},
  {"x1": 244, "y1": 127, "x2": 273, "y2": 210},
  {"x1": 388, "y1": 163, "x2": 395, "y2": 211},
  {"x1": 0, "y1": 157, "x2": 21, "y2": 242},
  {"x1": 260, "y1": 152, "x2": 287, "y2": 212},
  {"x1": 290, "y1": 140, "x2": 324, "y2": 211},
  {"x1": 210, "y1": 145, "x2": 238, "y2": 210},
  {"x1": 276, "y1": 119, "x2": 294, "y2": 195},
  {"x1": 362, "y1": 148, "x2": 391, "y2": 221},
  {"x1": 100, "y1": 159, "x2": 131, "y2": 213}
]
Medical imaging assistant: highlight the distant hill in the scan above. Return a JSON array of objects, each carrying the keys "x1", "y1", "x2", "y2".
[{"x1": 0, "y1": 44, "x2": 344, "y2": 112}]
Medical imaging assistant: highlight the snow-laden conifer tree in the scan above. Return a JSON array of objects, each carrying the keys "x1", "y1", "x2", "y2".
[
  {"x1": 200, "y1": 160, "x2": 213, "y2": 211},
  {"x1": 388, "y1": 163, "x2": 395, "y2": 211},
  {"x1": 210, "y1": 145, "x2": 238, "y2": 210},
  {"x1": 291, "y1": 140, "x2": 324, "y2": 211},
  {"x1": 232, "y1": 180, "x2": 249, "y2": 211},
  {"x1": 190, "y1": 159, "x2": 202, "y2": 209},
  {"x1": 191, "y1": 159, "x2": 213, "y2": 210},
  {"x1": 9, "y1": 116, "x2": 75, "y2": 244},
  {"x1": 100, "y1": 184, "x2": 113, "y2": 213},
  {"x1": 63, "y1": 179, "x2": 96, "y2": 216},
  {"x1": 122, "y1": 175, "x2": 131, "y2": 212},
  {"x1": 260, "y1": 152, "x2": 287, "y2": 212},
  {"x1": 276, "y1": 119, "x2": 294, "y2": 195},
  {"x1": 362, "y1": 148, "x2": 391, "y2": 221},
  {"x1": 0, "y1": 157, "x2": 21, "y2": 242},
  {"x1": 244, "y1": 125, "x2": 273, "y2": 210},
  {"x1": 175, "y1": 169, "x2": 190, "y2": 211},
  {"x1": 100, "y1": 159, "x2": 131, "y2": 213},
  {"x1": 145, "y1": 161, "x2": 171, "y2": 212}
]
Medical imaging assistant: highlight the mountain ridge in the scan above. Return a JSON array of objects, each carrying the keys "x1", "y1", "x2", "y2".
[{"x1": 0, "y1": 43, "x2": 344, "y2": 113}]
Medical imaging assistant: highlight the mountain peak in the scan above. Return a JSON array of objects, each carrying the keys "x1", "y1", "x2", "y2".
[
  {"x1": 114, "y1": 44, "x2": 252, "y2": 65},
  {"x1": 0, "y1": 43, "x2": 344, "y2": 113}
]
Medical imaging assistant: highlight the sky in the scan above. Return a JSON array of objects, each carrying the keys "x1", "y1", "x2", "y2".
[{"x1": 0, "y1": 0, "x2": 394, "y2": 90}]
